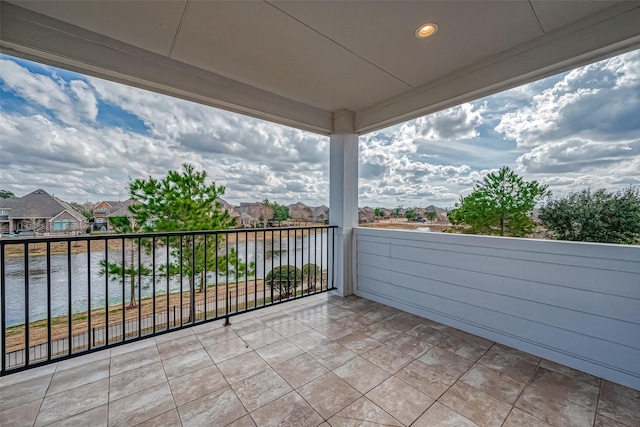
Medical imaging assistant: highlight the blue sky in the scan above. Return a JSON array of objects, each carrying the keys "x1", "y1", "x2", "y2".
[{"x1": 1, "y1": 49, "x2": 639, "y2": 208}]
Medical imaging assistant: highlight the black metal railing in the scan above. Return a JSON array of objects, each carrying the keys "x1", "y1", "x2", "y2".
[{"x1": 0, "y1": 226, "x2": 336, "y2": 375}]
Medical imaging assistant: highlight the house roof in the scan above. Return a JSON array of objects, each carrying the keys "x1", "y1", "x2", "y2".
[
  {"x1": 1, "y1": 189, "x2": 85, "y2": 221},
  {"x1": 2, "y1": 1, "x2": 639, "y2": 135}
]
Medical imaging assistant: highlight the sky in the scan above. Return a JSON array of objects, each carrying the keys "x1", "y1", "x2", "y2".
[{"x1": 1, "y1": 48, "x2": 639, "y2": 209}]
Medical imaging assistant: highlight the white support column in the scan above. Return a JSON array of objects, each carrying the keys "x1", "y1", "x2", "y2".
[{"x1": 329, "y1": 110, "x2": 358, "y2": 297}]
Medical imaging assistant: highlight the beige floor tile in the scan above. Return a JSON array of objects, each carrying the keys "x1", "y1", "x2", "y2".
[
  {"x1": 382, "y1": 313, "x2": 425, "y2": 333},
  {"x1": 178, "y1": 386, "x2": 247, "y2": 427},
  {"x1": 405, "y1": 324, "x2": 449, "y2": 346},
  {"x1": 54, "y1": 349, "x2": 110, "y2": 372},
  {"x1": 218, "y1": 351, "x2": 269, "y2": 384},
  {"x1": 0, "y1": 374, "x2": 51, "y2": 411},
  {"x1": 525, "y1": 367, "x2": 600, "y2": 410},
  {"x1": 324, "y1": 305, "x2": 356, "y2": 320},
  {"x1": 288, "y1": 330, "x2": 332, "y2": 351},
  {"x1": 35, "y1": 378, "x2": 109, "y2": 427},
  {"x1": 418, "y1": 346, "x2": 474, "y2": 378},
  {"x1": 45, "y1": 404, "x2": 107, "y2": 427},
  {"x1": 298, "y1": 372, "x2": 362, "y2": 419},
  {"x1": 259, "y1": 311, "x2": 295, "y2": 326},
  {"x1": 516, "y1": 385, "x2": 596, "y2": 427},
  {"x1": 308, "y1": 342, "x2": 358, "y2": 370},
  {"x1": 231, "y1": 318, "x2": 268, "y2": 337},
  {"x1": 272, "y1": 353, "x2": 329, "y2": 389},
  {"x1": 47, "y1": 358, "x2": 110, "y2": 395},
  {"x1": 366, "y1": 376, "x2": 434, "y2": 426},
  {"x1": 395, "y1": 359, "x2": 457, "y2": 399},
  {"x1": 241, "y1": 327, "x2": 285, "y2": 350},
  {"x1": 256, "y1": 339, "x2": 304, "y2": 366},
  {"x1": 0, "y1": 364, "x2": 56, "y2": 388},
  {"x1": 109, "y1": 361, "x2": 167, "y2": 401},
  {"x1": 539, "y1": 360, "x2": 600, "y2": 388},
  {"x1": 439, "y1": 381, "x2": 512, "y2": 427},
  {"x1": 478, "y1": 345, "x2": 539, "y2": 383},
  {"x1": 231, "y1": 368, "x2": 292, "y2": 412},
  {"x1": 597, "y1": 380, "x2": 640, "y2": 426},
  {"x1": 270, "y1": 319, "x2": 312, "y2": 337},
  {"x1": 194, "y1": 323, "x2": 239, "y2": 346},
  {"x1": 336, "y1": 332, "x2": 380, "y2": 354},
  {"x1": 594, "y1": 412, "x2": 629, "y2": 427},
  {"x1": 249, "y1": 391, "x2": 323, "y2": 427},
  {"x1": 157, "y1": 334, "x2": 203, "y2": 360},
  {"x1": 162, "y1": 347, "x2": 214, "y2": 380},
  {"x1": 384, "y1": 333, "x2": 433, "y2": 358},
  {"x1": 359, "y1": 321, "x2": 401, "y2": 342},
  {"x1": 413, "y1": 402, "x2": 479, "y2": 426},
  {"x1": 296, "y1": 313, "x2": 333, "y2": 328},
  {"x1": 169, "y1": 365, "x2": 228, "y2": 406},
  {"x1": 227, "y1": 414, "x2": 257, "y2": 427},
  {"x1": 110, "y1": 336, "x2": 156, "y2": 355},
  {"x1": 461, "y1": 363, "x2": 527, "y2": 405},
  {"x1": 0, "y1": 399, "x2": 42, "y2": 427},
  {"x1": 362, "y1": 343, "x2": 413, "y2": 374},
  {"x1": 110, "y1": 345, "x2": 161, "y2": 376},
  {"x1": 153, "y1": 328, "x2": 194, "y2": 345},
  {"x1": 438, "y1": 331, "x2": 493, "y2": 361},
  {"x1": 108, "y1": 382, "x2": 174, "y2": 426},
  {"x1": 328, "y1": 397, "x2": 402, "y2": 426},
  {"x1": 333, "y1": 356, "x2": 391, "y2": 394},
  {"x1": 135, "y1": 409, "x2": 181, "y2": 427},
  {"x1": 336, "y1": 313, "x2": 379, "y2": 330},
  {"x1": 312, "y1": 323, "x2": 354, "y2": 340},
  {"x1": 205, "y1": 336, "x2": 252, "y2": 363},
  {"x1": 502, "y1": 408, "x2": 553, "y2": 427}
]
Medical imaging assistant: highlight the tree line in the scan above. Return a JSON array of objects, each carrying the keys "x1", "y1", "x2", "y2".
[{"x1": 448, "y1": 166, "x2": 640, "y2": 244}]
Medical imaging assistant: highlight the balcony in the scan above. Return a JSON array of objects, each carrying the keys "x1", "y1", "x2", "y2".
[{"x1": 1, "y1": 293, "x2": 638, "y2": 426}]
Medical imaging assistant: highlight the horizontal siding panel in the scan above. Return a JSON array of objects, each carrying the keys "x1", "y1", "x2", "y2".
[
  {"x1": 358, "y1": 264, "x2": 640, "y2": 349},
  {"x1": 357, "y1": 251, "x2": 640, "y2": 324},
  {"x1": 358, "y1": 276, "x2": 640, "y2": 377},
  {"x1": 359, "y1": 239, "x2": 640, "y2": 297},
  {"x1": 356, "y1": 228, "x2": 640, "y2": 263}
]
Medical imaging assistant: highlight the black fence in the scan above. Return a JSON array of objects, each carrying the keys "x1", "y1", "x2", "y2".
[{"x1": 0, "y1": 226, "x2": 336, "y2": 375}]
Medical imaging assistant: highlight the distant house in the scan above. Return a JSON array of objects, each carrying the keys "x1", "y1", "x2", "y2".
[
  {"x1": 312, "y1": 205, "x2": 329, "y2": 222},
  {"x1": 0, "y1": 189, "x2": 87, "y2": 235},
  {"x1": 93, "y1": 200, "x2": 133, "y2": 231}
]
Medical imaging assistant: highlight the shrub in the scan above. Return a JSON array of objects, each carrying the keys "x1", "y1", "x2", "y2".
[
  {"x1": 266, "y1": 265, "x2": 302, "y2": 298},
  {"x1": 302, "y1": 263, "x2": 321, "y2": 279}
]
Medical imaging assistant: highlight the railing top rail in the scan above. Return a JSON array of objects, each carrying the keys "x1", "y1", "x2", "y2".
[{"x1": 0, "y1": 225, "x2": 337, "y2": 246}]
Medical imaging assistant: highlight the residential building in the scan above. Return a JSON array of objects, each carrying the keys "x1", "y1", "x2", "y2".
[
  {"x1": 92, "y1": 200, "x2": 133, "y2": 231},
  {"x1": 0, "y1": 189, "x2": 87, "y2": 235}
]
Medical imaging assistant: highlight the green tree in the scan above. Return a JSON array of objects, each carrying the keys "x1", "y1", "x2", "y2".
[
  {"x1": 0, "y1": 190, "x2": 15, "y2": 199},
  {"x1": 425, "y1": 211, "x2": 438, "y2": 222},
  {"x1": 374, "y1": 208, "x2": 383, "y2": 218},
  {"x1": 449, "y1": 167, "x2": 550, "y2": 237},
  {"x1": 539, "y1": 187, "x2": 640, "y2": 244},
  {"x1": 98, "y1": 216, "x2": 148, "y2": 308},
  {"x1": 405, "y1": 210, "x2": 417, "y2": 220},
  {"x1": 272, "y1": 202, "x2": 289, "y2": 223},
  {"x1": 128, "y1": 164, "x2": 254, "y2": 318}
]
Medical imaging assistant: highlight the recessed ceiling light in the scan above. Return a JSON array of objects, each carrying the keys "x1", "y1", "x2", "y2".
[{"x1": 415, "y1": 23, "x2": 438, "y2": 39}]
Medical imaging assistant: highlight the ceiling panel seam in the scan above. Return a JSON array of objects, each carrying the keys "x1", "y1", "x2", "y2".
[
  {"x1": 262, "y1": 0, "x2": 413, "y2": 90},
  {"x1": 526, "y1": 0, "x2": 546, "y2": 34},
  {"x1": 169, "y1": 0, "x2": 191, "y2": 57}
]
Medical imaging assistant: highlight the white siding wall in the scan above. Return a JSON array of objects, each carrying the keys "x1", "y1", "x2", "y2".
[{"x1": 355, "y1": 228, "x2": 640, "y2": 390}]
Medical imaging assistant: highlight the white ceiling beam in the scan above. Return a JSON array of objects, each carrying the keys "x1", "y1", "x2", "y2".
[
  {"x1": 0, "y1": 2, "x2": 334, "y2": 135},
  {"x1": 355, "y1": 3, "x2": 640, "y2": 134}
]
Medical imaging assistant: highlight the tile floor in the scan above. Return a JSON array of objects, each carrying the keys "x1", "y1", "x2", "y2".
[{"x1": 1, "y1": 293, "x2": 638, "y2": 427}]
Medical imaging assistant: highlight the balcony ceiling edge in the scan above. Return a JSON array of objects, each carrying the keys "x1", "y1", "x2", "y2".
[
  {"x1": 355, "y1": 4, "x2": 640, "y2": 134},
  {"x1": 2, "y1": 2, "x2": 640, "y2": 136},
  {"x1": 0, "y1": 2, "x2": 334, "y2": 135}
]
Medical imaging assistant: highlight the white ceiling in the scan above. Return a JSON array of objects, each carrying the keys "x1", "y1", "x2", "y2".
[{"x1": 2, "y1": 1, "x2": 640, "y2": 134}]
